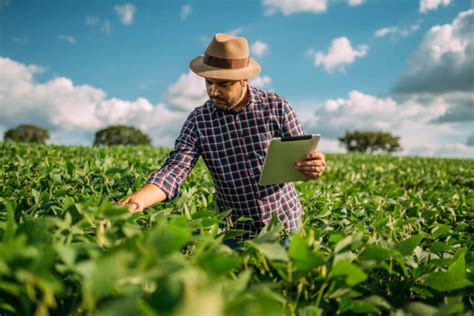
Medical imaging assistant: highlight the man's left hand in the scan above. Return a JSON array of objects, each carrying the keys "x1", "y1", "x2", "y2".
[{"x1": 294, "y1": 150, "x2": 326, "y2": 181}]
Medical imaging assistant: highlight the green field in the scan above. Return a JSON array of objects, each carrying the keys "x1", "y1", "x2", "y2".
[{"x1": 0, "y1": 143, "x2": 473, "y2": 315}]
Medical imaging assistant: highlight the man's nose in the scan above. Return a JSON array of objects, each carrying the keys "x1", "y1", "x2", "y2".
[{"x1": 209, "y1": 84, "x2": 220, "y2": 96}]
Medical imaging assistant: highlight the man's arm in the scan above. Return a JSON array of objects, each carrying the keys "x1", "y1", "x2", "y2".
[
  {"x1": 119, "y1": 109, "x2": 201, "y2": 213},
  {"x1": 280, "y1": 99, "x2": 326, "y2": 180},
  {"x1": 118, "y1": 183, "x2": 167, "y2": 213}
]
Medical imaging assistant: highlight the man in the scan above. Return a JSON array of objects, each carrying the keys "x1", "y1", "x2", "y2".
[{"x1": 119, "y1": 33, "x2": 326, "y2": 241}]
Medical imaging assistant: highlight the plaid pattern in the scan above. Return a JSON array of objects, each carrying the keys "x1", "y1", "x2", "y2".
[{"x1": 147, "y1": 86, "x2": 305, "y2": 239}]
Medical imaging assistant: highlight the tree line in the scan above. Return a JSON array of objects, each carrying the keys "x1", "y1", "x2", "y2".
[{"x1": 3, "y1": 124, "x2": 402, "y2": 153}]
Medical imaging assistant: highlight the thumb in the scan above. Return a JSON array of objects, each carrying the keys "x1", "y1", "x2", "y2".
[
  {"x1": 116, "y1": 197, "x2": 129, "y2": 207},
  {"x1": 128, "y1": 201, "x2": 141, "y2": 213}
]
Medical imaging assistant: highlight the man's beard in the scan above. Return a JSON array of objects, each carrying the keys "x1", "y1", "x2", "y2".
[{"x1": 213, "y1": 85, "x2": 246, "y2": 111}]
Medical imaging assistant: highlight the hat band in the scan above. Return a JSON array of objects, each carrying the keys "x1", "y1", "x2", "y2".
[{"x1": 203, "y1": 54, "x2": 249, "y2": 69}]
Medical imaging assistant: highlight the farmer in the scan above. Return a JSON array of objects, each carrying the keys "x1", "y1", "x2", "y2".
[{"x1": 119, "y1": 33, "x2": 326, "y2": 242}]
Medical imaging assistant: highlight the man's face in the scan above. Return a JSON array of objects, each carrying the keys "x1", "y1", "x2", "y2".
[{"x1": 205, "y1": 78, "x2": 247, "y2": 111}]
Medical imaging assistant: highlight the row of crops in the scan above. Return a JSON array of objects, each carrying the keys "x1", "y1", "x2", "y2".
[{"x1": 0, "y1": 143, "x2": 473, "y2": 315}]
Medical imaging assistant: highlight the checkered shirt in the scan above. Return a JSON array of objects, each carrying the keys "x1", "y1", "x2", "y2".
[{"x1": 147, "y1": 86, "x2": 305, "y2": 239}]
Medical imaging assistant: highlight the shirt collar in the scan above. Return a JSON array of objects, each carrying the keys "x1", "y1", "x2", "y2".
[{"x1": 210, "y1": 85, "x2": 258, "y2": 115}]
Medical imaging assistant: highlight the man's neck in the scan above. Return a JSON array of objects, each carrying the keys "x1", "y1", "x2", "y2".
[{"x1": 231, "y1": 86, "x2": 250, "y2": 113}]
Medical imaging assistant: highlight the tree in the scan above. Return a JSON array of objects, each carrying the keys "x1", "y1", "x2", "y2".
[
  {"x1": 4, "y1": 124, "x2": 49, "y2": 144},
  {"x1": 94, "y1": 125, "x2": 151, "y2": 146},
  {"x1": 338, "y1": 130, "x2": 402, "y2": 153}
]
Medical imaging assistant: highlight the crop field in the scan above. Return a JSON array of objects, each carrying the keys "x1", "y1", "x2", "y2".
[{"x1": 0, "y1": 142, "x2": 473, "y2": 315}]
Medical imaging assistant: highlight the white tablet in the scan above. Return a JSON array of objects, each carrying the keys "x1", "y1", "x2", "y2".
[{"x1": 258, "y1": 134, "x2": 321, "y2": 185}]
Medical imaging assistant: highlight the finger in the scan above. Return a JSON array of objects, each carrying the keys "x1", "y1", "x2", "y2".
[
  {"x1": 308, "y1": 152, "x2": 325, "y2": 162},
  {"x1": 306, "y1": 154, "x2": 325, "y2": 162},
  {"x1": 128, "y1": 201, "x2": 142, "y2": 213},
  {"x1": 297, "y1": 166, "x2": 323, "y2": 173},
  {"x1": 295, "y1": 161, "x2": 325, "y2": 168},
  {"x1": 116, "y1": 199, "x2": 128, "y2": 207},
  {"x1": 304, "y1": 171, "x2": 321, "y2": 179},
  {"x1": 305, "y1": 150, "x2": 322, "y2": 159},
  {"x1": 305, "y1": 150, "x2": 317, "y2": 159}
]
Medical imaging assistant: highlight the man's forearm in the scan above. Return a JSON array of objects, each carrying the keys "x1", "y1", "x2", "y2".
[{"x1": 140, "y1": 183, "x2": 168, "y2": 208}]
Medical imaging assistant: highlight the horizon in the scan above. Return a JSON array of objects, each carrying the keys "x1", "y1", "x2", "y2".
[{"x1": 0, "y1": 0, "x2": 473, "y2": 158}]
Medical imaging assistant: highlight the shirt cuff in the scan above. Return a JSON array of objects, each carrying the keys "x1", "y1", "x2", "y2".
[{"x1": 146, "y1": 173, "x2": 178, "y2": 202}]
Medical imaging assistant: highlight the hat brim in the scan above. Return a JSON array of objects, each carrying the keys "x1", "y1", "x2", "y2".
[{"x1": 189, "y1": 56, "x2": 261, "y2": 80}]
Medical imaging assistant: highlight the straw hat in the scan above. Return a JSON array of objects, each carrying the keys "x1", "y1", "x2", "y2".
[{"x1": 189, "y1": 33, "x2": 261, "y2": 80}]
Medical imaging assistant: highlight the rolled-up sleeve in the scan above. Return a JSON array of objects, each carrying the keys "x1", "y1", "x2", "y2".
[
  {"x1": 147, "y1": 109, "x2": 201, "y2": 201},
  {"x1": 281, "y1": 100, "x2": 305, "y2": 137}
]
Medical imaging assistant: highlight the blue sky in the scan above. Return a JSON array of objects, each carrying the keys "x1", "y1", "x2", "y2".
[{"x1": 1, "y1": 0, "x2": 473, "y2": 157}]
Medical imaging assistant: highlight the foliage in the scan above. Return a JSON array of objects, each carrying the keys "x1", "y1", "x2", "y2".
[
  {"x1": 94, "y1": 125, "x2": 151, "y2": 146},
  {"x1": 338, "y1": 130, "x2": 402, "y2": 153},
  {"x1": 3, "y1": 124, "x2": 49, "y2": 144},
  {"x1": 0, "y1": 143, "x2": 473, "y2": 315}
]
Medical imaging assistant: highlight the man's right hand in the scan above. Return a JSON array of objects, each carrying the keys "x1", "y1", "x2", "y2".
[
  {"x1": 117, "y1": 195, "x2": 144, "y2": 213},
  {"x1": 117, "y1": 183, "x2": 168, "y2": 213}
]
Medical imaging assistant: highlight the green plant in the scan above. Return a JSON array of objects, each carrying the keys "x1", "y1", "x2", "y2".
[
  {"x1": 94, "y1": 125, "x2": 151, "y2": 146},
  {"x1": 0, "y1": 143, "x2": 472, "y2": 315},
  {"x1": 4, "y1": 124, "x2": 49, "y2": 144},
  {"x1": 338, "y1": 130, "x2": 402, "y2": 153}
]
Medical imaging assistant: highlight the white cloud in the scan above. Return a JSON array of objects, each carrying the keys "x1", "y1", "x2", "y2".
[
  {"x1": 375, "y1": 27, "x2": 398, "y2": 38},
  {"x1": 309, "y1": 37, "x2": 368, "y2": 73},
  {"x1": 85, "y1": 15, "x2": 100, "y2": 27},
  {"x1": 409, "y1": 142, "x2": 474, "y2": 158},
  {"x1": 419, "y1": 0, "x2": 451, "y2": 13},
  {"x1": 262, "y1": 0, "x2": 327, "y2": 16},
  {"x1": 375, "y1": 21, "x2": 421, "y2": 38},
  {"x1": 58, "y1": 34, "x2": 76, "y2": 45},
  {"x1": 165, "y1": 71, "x2": 208, "y2": 112},
  {"x1": 85, "y1": 16, "x2": 112, "y2": 34},
  {"x1": 399, "y1": 22, "x2": 422, "y2": 37},
  {"x1": 251, "y1": 41, "x2": 269, "y2": 57},
  {"x1": 318, "y1": 138, "x2": 345, "y2": 153},
  {"x1": 298, "y1": 90, "x2": 473, "y2": 158},
  {"x1": 181, "y1": 4, "x2": 192, "y2": 20},
  {"x1": 250, "y1": 75, "x2": 272, "y2": 89},
  {"x1": 392, "y1": 9, "x2": 474, "y2": 124},
  {"x1": 227, "y1": 27, "x2": 245, "y2": 36},
  {"x1": 12, "y1": 37, "x2": 28, "y2": 45},
  {"x1": 0, "y1": 57, "x2": 188, "y2": 147},
  {"x1": 102, "y1": 20, "x2": 112, "y2": 33},
  {"x1": 114, "y1": 3, "x2": 136, "y2": 25},
  {"x1": 467, "y1": 133, "x2": 474, "y2": 146},
  {"x1": 347, "y1": 0, "x2": 364, "y2": 6}
]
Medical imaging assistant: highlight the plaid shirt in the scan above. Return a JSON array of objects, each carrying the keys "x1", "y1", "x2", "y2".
[{"x1": 147, "y1": 86, "x2": 305, "y2": 239}]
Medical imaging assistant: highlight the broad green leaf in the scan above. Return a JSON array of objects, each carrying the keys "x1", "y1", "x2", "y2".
[
  {"x1": 359, "y1": 245, "x2": 392, "y2": 262},
  {"x1": 298, "y1": 305, "x2": 322, "y2": 316},
  {"x1": 428, "y1": 241, "x2": 452, "y2": 253},
  {"x1": 331, "y1": 260, "x2": 367, "y2": 286},
  {"x1": 338, "y1": 297, "x2": 379, "y2": 314},
  {"x1": 4, "y1": 201, "x2": 17, "y2": 242},
  {"x1": 465, "y1": 193, "x2": 474, "y2": 207},
  {"x1": 149, "y1": 224, "x2": 191, "y2": 257},
  {"x1": 334, "y1": 235, "x2": 354, "y2": 253},
  {"x1": 426, "y1": 253, "x2": 471, "y2": 291},
  {"x1": 55, "y1": 243, "x2": 76, "y2": 267},
  {"x1": 364, "y1": 295, "x2": 391, "y2": 310},
  {"x1": 197, "y1": 252, "x2": 241, "y2": 277},
  {"x1": 249, "y1": 241, "x2": 289, "y2": 261},
  {"x1": 403, "y1": 302, "x2": 437, "y2": 316},
  {"x1": 394, "y1": 234, "x2": 424, "y2": 256},
  {"x1": 431, "y1": 224, "x2": 451, "y2": 239},
  {"x1": 289, "y1": 235, "x2": 323, "y2": 272}
]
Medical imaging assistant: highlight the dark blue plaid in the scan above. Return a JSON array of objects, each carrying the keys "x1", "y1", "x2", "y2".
[{"x1": 148, "y1": 86, "x2": 305, "y2": 239}]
